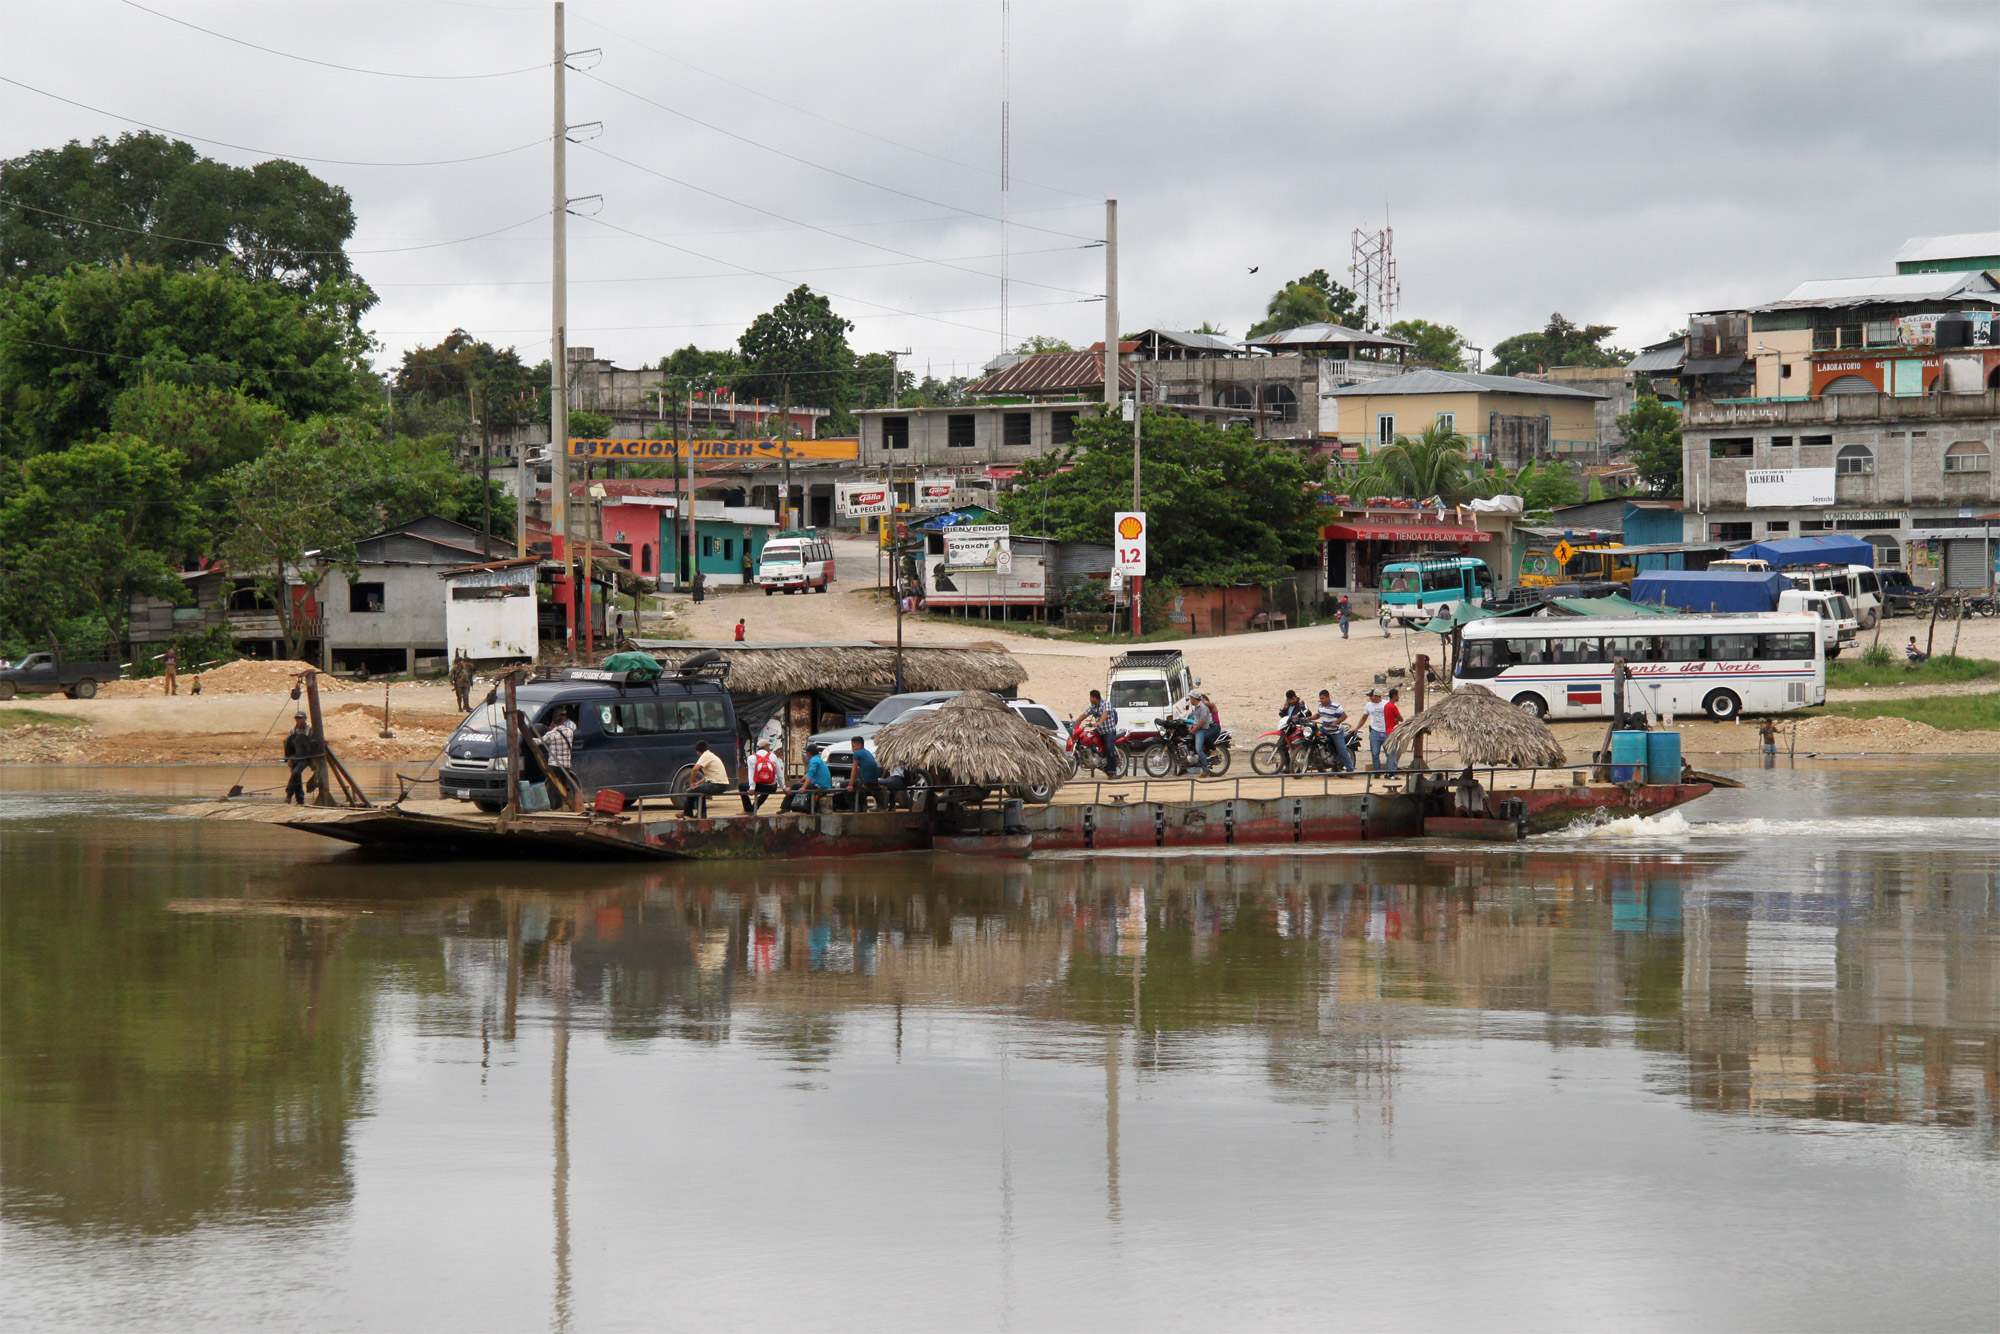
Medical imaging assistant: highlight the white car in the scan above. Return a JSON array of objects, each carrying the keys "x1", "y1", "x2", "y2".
[
  {"x1": 825, "y1": 696, "x2": 1070, "y2": 800},
  {"x1": 1777, "y1": 589, "x2": 1860, "y2": 657}
]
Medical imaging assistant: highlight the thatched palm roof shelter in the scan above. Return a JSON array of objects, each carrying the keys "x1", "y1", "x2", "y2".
[
  {"x1": 872, "y1": 690, "x2": 1070, "y2": 793},
  {"x1": 1383, "y1": 684, "x2": 1566, "y2": 768},
  {"x1": 623, "y1": 639, "x2": 1025, "y2": 694}
]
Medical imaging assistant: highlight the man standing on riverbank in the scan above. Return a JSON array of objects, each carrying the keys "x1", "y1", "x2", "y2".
[
  {"x1": 162, "y1": 647, "x2": 177, "y2": 696},
  {"x1": 449, "y1": 651, "x2": 474, "y2": 712},
  {"x1": 283, "y1": 713, "x2": 314, "y2": 804}
]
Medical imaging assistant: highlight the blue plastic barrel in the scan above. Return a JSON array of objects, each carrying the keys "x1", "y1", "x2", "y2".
[
  {"x1": 1609, "y1": 731, "x2": 1648, "y2": 782},
  {"x1": 1645, "y1": 731, "x2": 1683, "y2": 785}
]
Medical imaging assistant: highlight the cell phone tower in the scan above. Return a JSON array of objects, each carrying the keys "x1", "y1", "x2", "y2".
[{"x1": 1349, "y1": 222, "x2": 1399, "y2": 324}]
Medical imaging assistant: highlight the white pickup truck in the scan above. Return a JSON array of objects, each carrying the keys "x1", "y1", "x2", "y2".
[{"x1": 1777, "y1": 589, "x2": 1859, "y2": 658}]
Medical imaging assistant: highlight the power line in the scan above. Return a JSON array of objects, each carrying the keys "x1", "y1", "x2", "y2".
[
  {"x1": 0, "y1": 197, "x2": 551, "y2": 256},
  {"x1": 116, "y1": 0, "x2": 549, "y2": 80},
  {"x1": 365, "y1": 241, "x2": 1090, "y2": 287},
  {"x1": 576, "y1": 69, "x2": 1096, "y2": 244},
  {"x1": 0, "y1": 74, "x2": 548, "y2": 168},
  {"x1": 580, "y1": 143, "x2": 1100, "y2": 299},
  {"x1": 373, "y1": 294, "x2": 1093, "y2": 338},
  {"x1": 575, "y1": 13, "x2": 1090, "y2": 201}
]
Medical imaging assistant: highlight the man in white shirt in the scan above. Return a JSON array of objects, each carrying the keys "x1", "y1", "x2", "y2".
[
  {"x1": 1362, "y1": 688, "x2": 1391, "y2": 771},
  {"x1": 1315, "y1": 690, "x2": 1352, "y2": 771}
]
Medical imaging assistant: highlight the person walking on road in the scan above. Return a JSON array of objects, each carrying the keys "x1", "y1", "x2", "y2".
[
  {"x1": 691, "y1": 568, "x2": 706, "y2": 604},
  {"x1": 449, "y1": 650, "x2": 475, "y2": 712},
  {"x1": 283, "y1": 713, "x2": 315, "y2": 804},
  {"x1": 1363, "y1": 688, "x2": 1393, "y2": 772},
  {"x1": 734, "y1": 618, "x2": 746, "y2": 642},
  {"x1": 162, "y1": 646, "x2": 178, "y2": 696},
  {"x1": 1337, "y1": 598, "x2": 1351, "y2": 639}
]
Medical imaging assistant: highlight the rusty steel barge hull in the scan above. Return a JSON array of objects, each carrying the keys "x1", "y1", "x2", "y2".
[{"x1": 178, "y1": 777, "x2": 1713, "y2": 861}]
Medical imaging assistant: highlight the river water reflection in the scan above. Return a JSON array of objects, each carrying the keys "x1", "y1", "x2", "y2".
[{"x1": 3, "y1": 761, "x2": 1997, "y2": 1330}]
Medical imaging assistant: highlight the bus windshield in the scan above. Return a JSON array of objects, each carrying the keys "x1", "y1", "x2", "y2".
[{"x1": 758, "y1": 543, "x2": 804, "y2": 565}]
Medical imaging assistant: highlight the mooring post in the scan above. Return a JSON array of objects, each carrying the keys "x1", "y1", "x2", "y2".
[
  {"x1": 304, "y1": 670, "x2": 335, "y2": 807},
  {"x1": 1412, "y1": 653, "x2": 1429, "y2": 771}
]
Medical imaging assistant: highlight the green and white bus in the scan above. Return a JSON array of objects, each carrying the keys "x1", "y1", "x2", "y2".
[{"x1": 1379, "y1": 556, "x2": 1492, "y2": 625}]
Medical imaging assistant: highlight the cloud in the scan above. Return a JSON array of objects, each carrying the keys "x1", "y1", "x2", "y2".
[{"x1": 5, "y1": 0, "x2": 1994, "y2": 377}]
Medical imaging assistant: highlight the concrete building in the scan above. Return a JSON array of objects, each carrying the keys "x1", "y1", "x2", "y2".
[
  {"x1": 565, "y1": 347, "x2": 827, "y2": 438},
  {"x1": 312, "y1": 517, "x2": 511, "y2": 676},
  {"x1": 1527, "y1": 365, "x2": 1639, "y2": 452},
  {"x1": 1675, "y1": 256, "x2": 2000, "y2": 586},
  {"x1": 1323, "y1": 370, "x2": 1607, "y2": 463},
  {"x1": 1893, "y1": 231, "x2": 2000, "y2": 275}
]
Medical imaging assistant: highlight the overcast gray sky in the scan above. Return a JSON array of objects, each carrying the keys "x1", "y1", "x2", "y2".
[{"x1": 5, "y1": 0, "x2": 1996, "y2": 382}]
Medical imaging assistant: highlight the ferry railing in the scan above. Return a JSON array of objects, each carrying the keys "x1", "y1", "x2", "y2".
[{"x1": 1057, "y1": 759, "x2": 1626, "y2": 808}]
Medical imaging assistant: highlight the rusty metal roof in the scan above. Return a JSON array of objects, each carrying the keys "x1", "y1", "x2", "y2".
[{"x1": 968, "y1": 349, "x2": 1139, "y2": 397}]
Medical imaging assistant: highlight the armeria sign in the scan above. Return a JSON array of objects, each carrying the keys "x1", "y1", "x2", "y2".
[
  {"x1": 836, "y1": 482, "x2": 893, "y2": 517},
  {"x1": 1745, "y1": 467, "x2": 1835, "y2": 508}
]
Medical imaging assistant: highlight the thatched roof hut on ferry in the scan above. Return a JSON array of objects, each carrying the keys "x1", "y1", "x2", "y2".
[
  {"x1": 1384, "y1": 684, "x2": 1566, "y2": 768},
  {"x1": 623, "y1": 638, "x2": 1026, "y2": 695},
  {"x1": 871, "y1": 688, "x2": 1070, "y2": 797}
]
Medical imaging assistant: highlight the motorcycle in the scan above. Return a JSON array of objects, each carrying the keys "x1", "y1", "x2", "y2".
[
  {"x1": 1069, "y1": 720, "x2": 1125, "y2": 778},
  {"x1": 1140, "y1": 715, "x2": 1233, "y2": 778},
  {"x1": 1250, "y1": 716, "x2": 1356, "y2": 775}
]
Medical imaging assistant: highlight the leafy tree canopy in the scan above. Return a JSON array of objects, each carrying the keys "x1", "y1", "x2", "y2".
[
  {"x1": 1014, "y1": 335, "x2": 1073, "y2": 354},
  {"x1": 1, "y1": 132, "x2": 367, "y2": 300},
  {"x1": 1618, "y1": 395, "x2": 1683, "y2": 497},
  {"x1": 0, "y1": 434, "x2": 201, "y2": 649},
  {"x1": 107, "y1": 382, "x2": 289, "y2": 484},
  {"x1": 659, "y1": 344, "x2": 742, "y2": 389},
  {"x1": 1488, "y1": 313, "x2": 1632, "y2": 376},
  {"x1": 0, "y1": 261, "x2": 370, "y2": 458},
  {"x1": 394, "y1": 330, "x2": 542, "y2": 435},
  {"x1": 911, "y1": 373, "x2": 970, "y2": 406},
  {"x1": 1384, "y1": 318, "x2": 1467, "y2": 371},
  {"x1": 996, "y1": 412, "x2": 1321, "y2": 586},
  {"x1": 736, "y1": 285, "x2": 855, "y2": 424},
  {"x1": 853, "y1": 351, "x2": 914, "y2": 410},
  {"x1": 1246, "y1": 268, "x2": 1369, "y2": 339}
]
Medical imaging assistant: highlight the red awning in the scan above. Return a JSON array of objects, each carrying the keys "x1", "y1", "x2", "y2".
[
  {"x1": 983, "y1": 466, "x2": 1020, "y2": 480},
  {"x1": 1321, "y1": 523, "x2": 1488, "y2": 543}
]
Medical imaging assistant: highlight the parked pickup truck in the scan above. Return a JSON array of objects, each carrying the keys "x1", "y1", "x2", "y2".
[{"x1": 0, "y1": 652, "x2": 122, "y2": 699}]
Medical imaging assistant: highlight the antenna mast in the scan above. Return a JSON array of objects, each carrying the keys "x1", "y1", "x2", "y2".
[
  {"x1": 1349, "y1": 219, "x2": 1399, "y2": 325},
  {"x1": 999, "y1": 0, "x2": 1011, "y2": 357}
]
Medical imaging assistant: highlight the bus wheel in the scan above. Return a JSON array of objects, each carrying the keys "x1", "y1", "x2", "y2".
[
  {"x1": 1703, "y1": 689, "x2": 1741, "y2": 722},
  {"x1": 1511, "y1": 693, "x2": 1547, "y2": 718}
]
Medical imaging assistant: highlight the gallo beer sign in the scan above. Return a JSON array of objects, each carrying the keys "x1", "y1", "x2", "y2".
[
  {"x1": 837, "y1": 482, "x2": 893, "y2": 517},
  {"x1": 1113, "y1": 511, "x2": 1147, "y2": 576}
]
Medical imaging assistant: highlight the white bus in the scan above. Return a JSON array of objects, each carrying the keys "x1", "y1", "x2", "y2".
[
  {"x1": 1457, "y1": 613, "x2": 1826, "y2": 722},
  {"x1": 754, "y1": 533, "x2": 835, "y2": 595}
]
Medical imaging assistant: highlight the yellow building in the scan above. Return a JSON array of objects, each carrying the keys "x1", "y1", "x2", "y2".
[{"x1": 1325, "y1": 369, "x2": 1606, "y2": 465}]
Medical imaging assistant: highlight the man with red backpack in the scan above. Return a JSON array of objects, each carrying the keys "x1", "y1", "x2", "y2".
[{"x1": 742, "y1": 742, "x2": 781, "y2": 812}]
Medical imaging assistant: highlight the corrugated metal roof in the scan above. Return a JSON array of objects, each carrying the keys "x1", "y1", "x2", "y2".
[
  {"x1": 1893, "y1": 231, "x2": 2000, "y2": 265},
  {"x1": 1758, "y1": 270, "x2": 2000, "y2": 309},
  {"x1": 1141, "y1": 329, "x2": 1242, "y2": 353},
  {"x1": 1247, "y1": 322, "x2": 1413, "y2": 349},
  {"x1": 1626, "y1": 344, "x2": 1686, "y2": 373},
  {"x1": 1323, "y1": 368, "x2": 1606, "y2": 400},
  {"x1": 967, "y1": 349, "x2": 1138, "y2": 396}
]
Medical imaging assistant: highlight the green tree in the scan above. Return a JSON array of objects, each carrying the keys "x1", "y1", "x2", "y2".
[
  {"x1": 107, "y1": 382, "x2": 289, "y2": 483},
  {"x1": 0, "y1": 261, "x2": 370, "y2": 458},
  {"x1": 1464, "y1": 459, "x2": 1585, "y2": 513},
  {"x1": 1618, "y1": 395, "x2": 1683, "y2": 497},
  {"x1": 736, "y1": 285, "x2": 855, "y2": 429},
  {"x1": 852, "y1": 351, "x2": 914, "y2": 410},
  {"x1": 393, "y1": 329, "x2": 542, "y2": 443},
  {"x1": 996, "y1": 412, "x2": 1320, "y2": 585},
  {"x1": 566, "y1": 410, "x2": 614, "y2": 440},
  {"x1": 1, "y1": 132, "x2": 366, "y2": 298},
  {"x1": 1357, "y1": 424, "x2": 1472, "y2": 502},
  {"x1": 0, "y1": 435, "x2": 200, "y2": 649},
  {"x1": 1014, "y1": 335, "x2": 1074, "y2": 354},
  {"x1": 912, "y1": 373, "x2": 970, "y2": 406},
  {"x1": 1246, "y1": 268, "x2": 1368, "y2": 339},
  {"x1": 1488, "y1": 313, "x2": 1632, "y2": 376},
  {"x1": 1384, "y1": 318, "x2": 1468, "y2": 371}
]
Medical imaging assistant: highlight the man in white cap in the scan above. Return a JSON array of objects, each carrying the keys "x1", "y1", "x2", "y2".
[{"x1": 1363, "y1": 688, "x2": 1392, "y2": 771}]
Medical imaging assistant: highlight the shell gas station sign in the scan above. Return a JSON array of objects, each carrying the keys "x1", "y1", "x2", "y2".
[{"x1": 1114, "y1": 511, "x2": 1147, "y2": 576}]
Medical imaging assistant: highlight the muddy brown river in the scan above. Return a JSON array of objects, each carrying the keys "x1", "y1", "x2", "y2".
[{"x1": 3, "y1": 759, "x2": 1997, "y2": 1330}]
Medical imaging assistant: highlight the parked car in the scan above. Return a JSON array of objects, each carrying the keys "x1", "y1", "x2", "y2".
[
  {"x1": 438, "y1": 667, "x2": 737, "y2": 812},
  {"x1": 810, "y1": 690, "x2": 963, "y2": 779},
  {"x1": 858, "y1": 695, "x2": 1071, "y2": 801},
  {"x1": 1783, "y1": 563, "x2": 1885, "y2": 629},
  {"x1": 0, "y1": 651, "x2": 121, "y2": 700},
  {"x1": 816, "y1": 691, "x2": 1065, "y2": 787},
  {"x1": 1876, "y1": 569, "x2": 1922, "y2": 615}
]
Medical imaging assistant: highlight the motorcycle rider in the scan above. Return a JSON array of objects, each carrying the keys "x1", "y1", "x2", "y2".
[
  {"x1": 1316, "y1": 689, "x2": 1354, "y2": 772},
  {"x1": 1187, "y1": 693, "x2": 1219, "y2": 774},
  {"x1": 1081, "y1": 689, "x2": 1122, "y2": 778},
  {"x1": 1275, "y1": 689, "x2": 1311, "y2": 768}
]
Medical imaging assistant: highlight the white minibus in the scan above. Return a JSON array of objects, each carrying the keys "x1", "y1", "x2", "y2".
[
  {"x1": 1457, "y1": 613, "x2": 1827, "y2": 721},
  {"x1": 754, "y1": 534, "x2": 835, "y2": 595}
]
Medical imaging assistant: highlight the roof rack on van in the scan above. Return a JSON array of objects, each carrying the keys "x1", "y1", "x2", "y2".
[
  {"x1": 1110, "y1": 649, "x2": 1186, "y2": 670},
  {"x1": 561, "y1": 665, "x2": 652, "y2": 689}
]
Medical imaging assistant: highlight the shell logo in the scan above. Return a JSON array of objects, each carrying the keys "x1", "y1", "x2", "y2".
[{"x1": 1117, "y1": 515, "x2": 1144, "y2": 540}]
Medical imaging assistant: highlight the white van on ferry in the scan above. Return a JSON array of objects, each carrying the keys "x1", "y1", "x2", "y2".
[
  {"x1": 1457, "y1": 613, "x2": 1826, "y2": 722},
  {"x1": 754, "y1": 533, "x2": 835, "y2": 595}
]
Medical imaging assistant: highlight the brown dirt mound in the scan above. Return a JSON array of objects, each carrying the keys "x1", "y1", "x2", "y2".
[
  {"x1": 1792, "y1": 714, "x2": 1947, "y2": 745},
  {"x1": 0, "y1": 724, "x2": 97, "y2": 763},
  {"x1": 95, "y1": 660, "x2": 364, "y2": 698}
]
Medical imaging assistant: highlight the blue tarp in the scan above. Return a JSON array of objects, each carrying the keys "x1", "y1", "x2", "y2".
[
  {"x1": 1630, "y1": 569, "x2": 1785, "y2": 613},
  {"x1": 1729, "y1": 534, "x2": 1874, "y2": 568}
]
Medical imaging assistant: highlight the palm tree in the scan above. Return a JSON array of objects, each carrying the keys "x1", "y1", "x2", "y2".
[{"x1": 1362, "y1": 423, "x2": 1472, "y2": 502}]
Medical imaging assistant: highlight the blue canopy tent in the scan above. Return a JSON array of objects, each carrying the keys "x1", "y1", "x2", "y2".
[{"x1": 1729, "y1": 534, "x2": 1875, "y2": 568}]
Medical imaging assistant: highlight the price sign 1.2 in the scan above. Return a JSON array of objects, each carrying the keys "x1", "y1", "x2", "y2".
[{"x1": 1113, "y1": 511, "x2": 1147, "y2": 576}]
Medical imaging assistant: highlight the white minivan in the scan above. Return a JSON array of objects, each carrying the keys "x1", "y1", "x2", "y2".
[
  {"x1": 1777, "y1": 588, "x2": 1859, "y2": 657},
  {"x1": 1784, "y1": 564, "x2": 1884, "y2": 628}
]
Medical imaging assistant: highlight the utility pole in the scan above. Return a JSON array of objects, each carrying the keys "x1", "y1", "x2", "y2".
[
  {"x1": 1103, "y1": 199, "x2": 1118, "y2": 410},
  {"x1": 551, "y1": 1, "x2": 572, "y2": 658}
]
